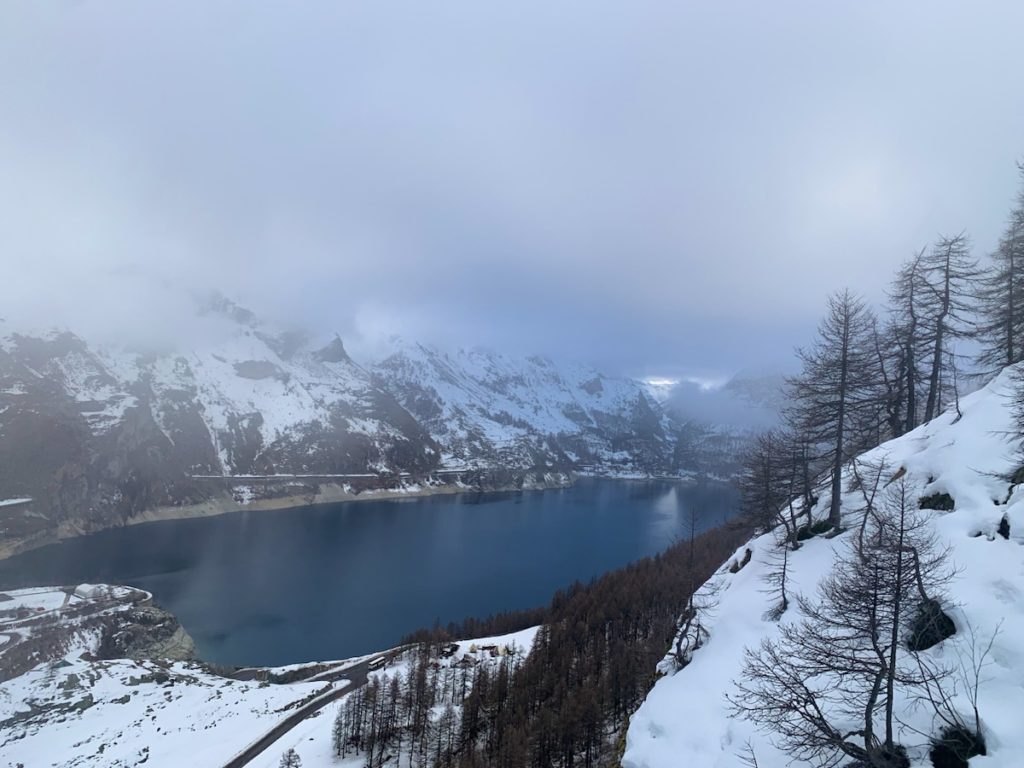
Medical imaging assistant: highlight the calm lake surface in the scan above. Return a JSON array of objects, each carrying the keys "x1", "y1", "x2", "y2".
[{"x1": 0, "y1": 478, "x2": 737, "y2": 667}]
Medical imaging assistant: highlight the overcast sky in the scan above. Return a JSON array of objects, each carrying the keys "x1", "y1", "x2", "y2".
[{"x1": 2, "y1": 2, "x2": 1023, "y2": 378}]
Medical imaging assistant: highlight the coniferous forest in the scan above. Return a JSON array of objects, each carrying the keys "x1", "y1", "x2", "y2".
[{"x1": 332, "y1": 520, "x2": 750, "y2": 768}]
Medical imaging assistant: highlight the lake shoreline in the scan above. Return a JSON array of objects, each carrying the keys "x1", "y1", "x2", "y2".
[
  {"x1": 0, "y1": 476, "x2": 738, "y2": 666},
  {"x1": 0, "y1": 472, "x2": 581, "y2": 562},
  {"x1": 0, "y1": 470, "x2": 721, "y2": 563}
]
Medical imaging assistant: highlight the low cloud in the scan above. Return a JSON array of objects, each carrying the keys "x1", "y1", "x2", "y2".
[{"x1": 1, "y1": 1, "x2": 1022, "y2": 375}]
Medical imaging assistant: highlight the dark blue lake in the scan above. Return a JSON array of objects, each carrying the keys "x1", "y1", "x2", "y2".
[{"x1": 0, "y1": 478, "x2": 737, "y2": 667}]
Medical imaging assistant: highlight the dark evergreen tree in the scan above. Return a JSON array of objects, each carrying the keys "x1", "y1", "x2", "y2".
[
  {"x1": 737, "y1": 430, "x2": 790, "y2": 537},
  {"x1": 737, "y1": 428, "x2": 816, "y2": 553}
]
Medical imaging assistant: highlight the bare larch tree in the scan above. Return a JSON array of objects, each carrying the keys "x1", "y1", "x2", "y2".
[
  {"x1": 885, "y1": 250, "x2": 930, "y2": 434},
  {"x1": 920, "y1": 233, "x2": 978, "y2": 422},
  {"x1": 730, "y1": 478, "x2": 955, "y2": 768},
  {"x1": 976, "y1": 164, "x2": 1024, "y2": 372},
  {"x1": 786, "y1": 290, "x2": 880, "y2": 530}
]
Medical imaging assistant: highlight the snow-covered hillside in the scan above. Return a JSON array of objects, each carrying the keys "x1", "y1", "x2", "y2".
[
  {"x1": 0, "y1": 585, "x2": 365, "y2": 767},
  {"x1": 247, "y1": 627, "x2": 539, "y2": 768},
  {"x1": 0, "y1": 582, "x2": 538, "y2": 768},
  {"x1": 0, "y1": 298, "x2": 437, "y2": 477},
  {"x1": 624, "y1": 368, "x2": 1024, "y2": 767}
]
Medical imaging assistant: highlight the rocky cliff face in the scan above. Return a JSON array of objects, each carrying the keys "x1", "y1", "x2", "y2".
[
  {"x1": 0, "y1": 586, "x2": 194, "y2": 684},
  {"x1": 96, "y1": 604, "x2": 197, "y2": 662}
]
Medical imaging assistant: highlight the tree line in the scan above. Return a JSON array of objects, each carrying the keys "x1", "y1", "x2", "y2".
[
  {"x1": 400, "y1": 606, "x2": 549, "y2": 647},
  {"x1": 741, "y1": 163, "x2": 1024, "y2": 543},
  {"x1": 731, "y1": 164, "x2": 1024, "y2": 768},
  {"x1": 331, "y1": 520, "x2": 750, "y2": 768}
]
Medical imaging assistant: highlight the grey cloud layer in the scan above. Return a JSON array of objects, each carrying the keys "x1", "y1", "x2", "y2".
[{"x1": 1, "y1": 1, "x2": 1022, "y2": 374}]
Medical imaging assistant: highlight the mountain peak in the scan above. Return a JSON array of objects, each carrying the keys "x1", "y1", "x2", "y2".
[
  {"x1": 314, "y1": 335, "x2": 352, "y2": 364},
  {"x1": 198, "y1": 292, "x2": 259, "y2": 328}
]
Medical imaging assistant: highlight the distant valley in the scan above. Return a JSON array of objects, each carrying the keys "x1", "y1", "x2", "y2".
[{"x1": 0, "y1": 297, "x2": 776, "y2": 557}]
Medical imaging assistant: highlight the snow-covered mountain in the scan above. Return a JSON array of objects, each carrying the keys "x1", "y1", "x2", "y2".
[
  {"x1": 0, "y1": 299, "x2": 445, "y2": 553},
  {"x1": 0, "y1": 299, "x2": 702, "y2": 555},
  {"x1": 373, "y1": 340, "x2": 673, "y2": 473},
  {"x1": 624, "y1": 367, "x2": 1024, "y2": 768}
]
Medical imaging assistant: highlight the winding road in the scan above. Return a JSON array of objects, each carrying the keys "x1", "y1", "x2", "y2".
[{"x1": 222, "y1": 648, "x2": 405, "y2": 768}]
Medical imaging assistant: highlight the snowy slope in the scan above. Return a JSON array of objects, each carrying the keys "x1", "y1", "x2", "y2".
[
  {"x1": 0, "y1": 584, "x2": 345, "y2": 768},
  {"x1": 0, "y1": 300, "x2": 438, "y2": 477},
  {"x1": 624, "y1": 367, "x2": 1024, "y2": 768},
  {"x1": 0, "y1": 656, "x2": 336, "y2": 768},
  {"x1": 0, "y1": 585, "x2": 307, "y2": 767},
  {"x1": 95, "y1": 299, "x2": 441, "y2": 478},
  {"x1": 0, "y1": 585, "x2": 537, "y2": 768},
  {"x1": 246, "y1": 627, "x2": 540, "y2": 768}
]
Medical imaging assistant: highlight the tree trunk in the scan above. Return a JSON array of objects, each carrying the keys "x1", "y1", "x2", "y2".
[
  {"x1": 830, "y1": 311, "x2": 851, "y2": 529},
  {"x1": 884, "y1": 528, "x2": 905, "y2": 750},
  {"x1": 1008, "y1": 232, "x2": 1017, "y2": 366},
  {"x1": 925, "y1": 245, "x2": 952, "y2": 422},
  {"x1": 904, "y1": 323, "x2": 917, "y2": 433}
]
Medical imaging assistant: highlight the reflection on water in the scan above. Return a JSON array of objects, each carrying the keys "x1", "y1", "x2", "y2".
[
  {"x1": 651, "y1": 484, "x2": 683, "y2": 543},
  {"x1": 0, "y1": 478, "x2": 737, "y2": 667}
]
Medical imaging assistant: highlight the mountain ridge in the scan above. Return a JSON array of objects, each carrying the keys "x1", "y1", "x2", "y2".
[{"x1": 0, "y1": 302, "x2": 739, "y2": 556}]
